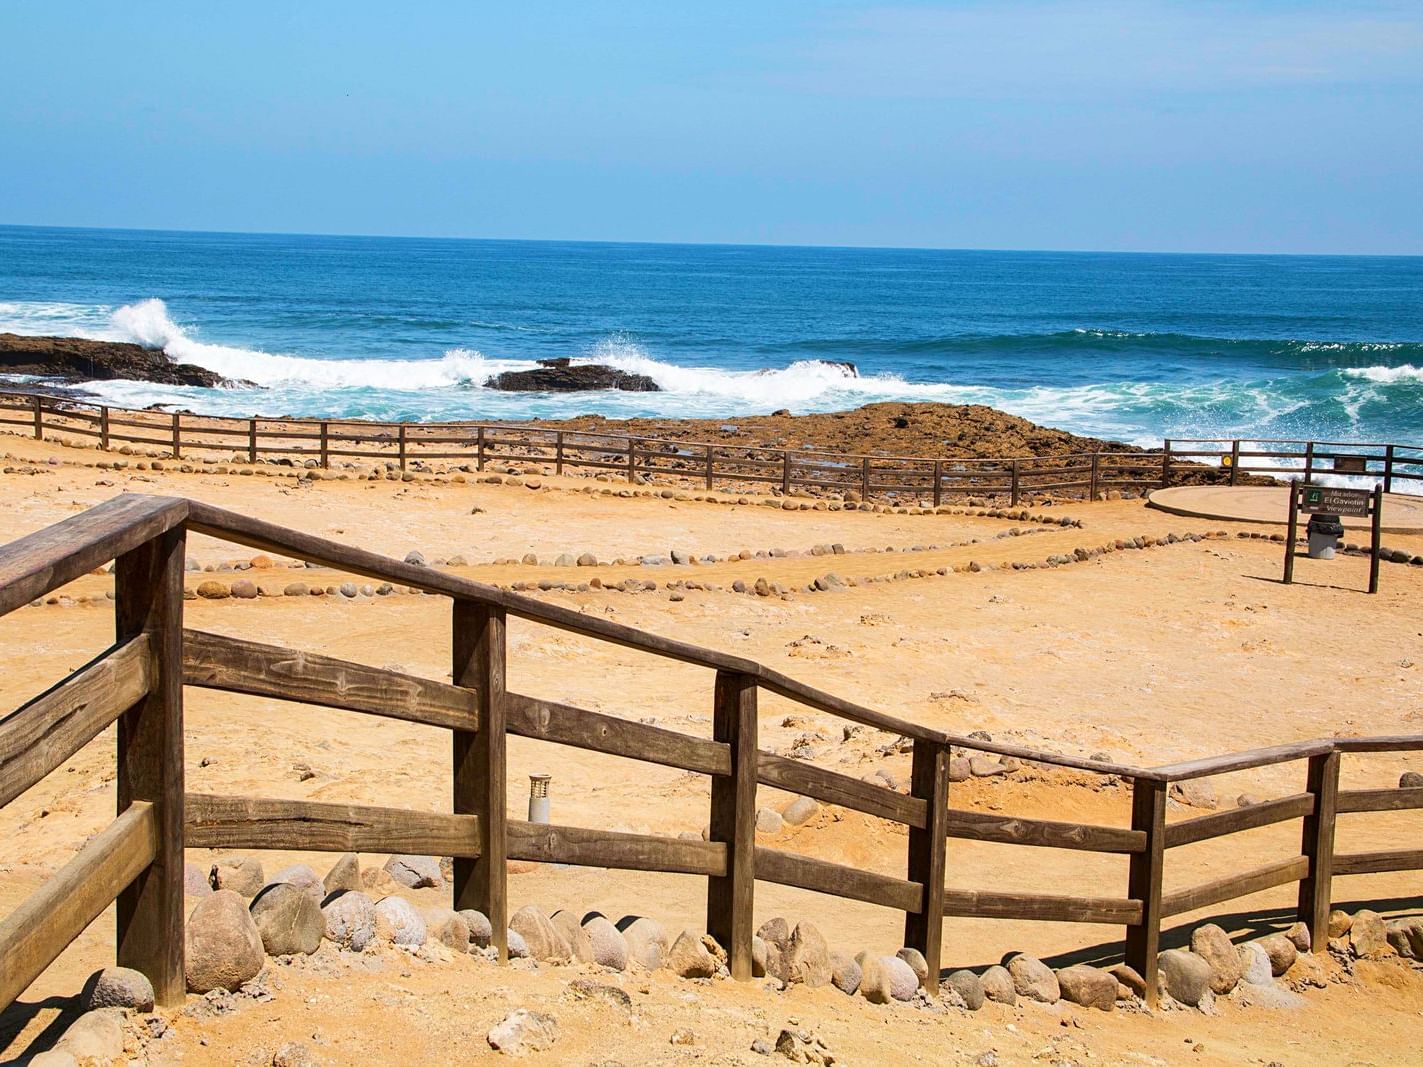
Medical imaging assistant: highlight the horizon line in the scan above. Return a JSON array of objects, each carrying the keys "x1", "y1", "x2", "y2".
[{"x1": 2, "y1": 220, "x2": 1419, "y2": 261}]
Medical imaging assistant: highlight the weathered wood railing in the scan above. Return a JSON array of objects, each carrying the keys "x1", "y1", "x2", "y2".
[
  {"x1": 9, "y1": 391, "x2": 1418, "y2": 504},
  {"x1": 1, "y1": 496, "x2": 1419, "y2": 1014}
]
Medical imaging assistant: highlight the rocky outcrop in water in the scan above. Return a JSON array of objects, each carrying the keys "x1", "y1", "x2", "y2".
[
  {"x1": 485, "y1": 358, "x2": 660, "y2": 393},
  {"x1": 0, "y1": 333, "x2": 237, "y2": 387}
]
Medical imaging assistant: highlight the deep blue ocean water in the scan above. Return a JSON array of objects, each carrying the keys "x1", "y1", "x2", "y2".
[{"x1": 1, "y1": 224, "x2": 1420, "y2": 447}]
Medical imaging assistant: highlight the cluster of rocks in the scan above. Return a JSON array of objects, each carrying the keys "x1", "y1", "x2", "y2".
[
  {"x1": 35, "y1": 848, "x2": 1423, "y2": 1067},
  {"x1": 36, "y1": 519, "x2": 1230, "y2": 611},
  {"x1": 1233, "y1": 530, "x2": 1423, "y2": 567}
]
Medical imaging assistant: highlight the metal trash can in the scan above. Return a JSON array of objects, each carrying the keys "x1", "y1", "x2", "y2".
[
  {"x1": 1306, "y1": 513, "x2": 1344, "y2": 560},
  {"x1": 528, "y1": 774, "x2": 551, "y2": 824}
]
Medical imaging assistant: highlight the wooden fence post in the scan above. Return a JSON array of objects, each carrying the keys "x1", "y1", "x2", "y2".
[
  {"x1": 398, "y1": 425, "x2": 408, "y2": 471},
  {"x1": 1010, "y1": 461, "x2": 1020, "y2": 507},
  {"x1": 1368, "y1": 484, "x2": 1383, "y2": 595},
  {"x1": 554, "y1": 431, "x2": 565, "y2": 476},
  {"x1": 932, "y1": 461, "x2": 943, "y2": 508},
  {"x1": 1304, "y1": 442, "x2": 1315, "y2": 484},
  {"x1": 1297, "y1": 751, "x2": 1340, "y2": 952},
  {"x1": 247, "y1": 420, "x2": 258, "y2": 464},
  {"x1": 904, "y1": 739, "x2": 949, "y2": 992},
  {"x1": 1161, "y1": 440, "x2": 1172, "y2": 488},
  {"x1": 1229, "y1": 440, "x2": 1241, "y2": 486},
  {"x1": 861, "y1": 457, "x2": 870, "y2": 502},
  {"x1": 171, "y1": 414, "x2": 181, "y2": 459},
  {"x1": 707, "y1": 671, "x2": 757, "y2": 980},
  {"x1": 452, "y1": 600, "x2": 508, "y2": 960},
  {"x1": 781, "y1": 452, "x2": 792, "y2": 496},
  {"x1": 99, "y1": 407, "x2": 111, "y2": 450},
  {"x1": 627, "y1": 439, "x2": 637, "y2": 483},
  {"x1": 705, "y1": 444, "x2": 715, "y2": 491},
  {"x1": 114, "y1": 524, "x2": 186, "y2": 1006},
  {"x1": 1089, "y1": 453, "x2": 1100, "y2": 502},
  {"x1": 1283, "y1": 480, "x2": 1301, "y2": 585},
  {"x1": 32, "y1": 395, "x2": 42, "y2": 440},
  {"x1": 1125, "y1": 777, "x2": 1166, "y2": 1008},
  {"x1": 319, "y1": 422, "x2": 330, "y2": 469},
  {"x1": 1384, "y1": 445, "x2": 1395, "y2": 494},
  {"x1": 477, "y1": 426, "x2": 486, "y2": 471}
]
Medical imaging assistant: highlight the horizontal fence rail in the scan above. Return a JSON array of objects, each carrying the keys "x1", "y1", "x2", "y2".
[
  {"x1": 4, "y1": 391, "x2": 1419, "y2": 505},
  {"x1": 0, "y1": 494, "x2": 1420, "y2": 1014}
]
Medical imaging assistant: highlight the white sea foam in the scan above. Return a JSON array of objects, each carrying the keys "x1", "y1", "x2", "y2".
[
  {"x1": 103, "y1": 299, "x2": 531, "y2": 391},
  {"x1": 1343, "y1": 364, "x2": 1423, "y2": 383}
]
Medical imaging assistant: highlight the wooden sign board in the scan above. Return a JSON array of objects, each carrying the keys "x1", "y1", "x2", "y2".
[
  {"x1": 1283, "y1": 480, "x2": 1382, "y2": 594},
  {"x1": 1298, "y1": 485, "x2": 1372, "y2": 518}
]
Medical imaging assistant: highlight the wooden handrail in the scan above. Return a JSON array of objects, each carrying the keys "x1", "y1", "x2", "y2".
[
  {"x1": 0, "y1": 801, "x2": 157, "y2": 1010},
  {"x1": 0, "y1": 494, "x2": 188, "y2": 618},
  {"x1": 0, "y1": 636, "x2": 152, "y2": 807},
  {"x1": 186, "y1": 793, "x2": 482, "y2": 855},
  {"x1": 5, "y1": 495, "x2": 1423, "y2": 1016},
  {"x1": 183, "y1": 628, "x2": 478, "y2": 731}
]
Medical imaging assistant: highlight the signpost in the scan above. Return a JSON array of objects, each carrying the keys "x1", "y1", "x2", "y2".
[{"x1": 1283, "y1": 480, "x2": 1383, "y2": 593}]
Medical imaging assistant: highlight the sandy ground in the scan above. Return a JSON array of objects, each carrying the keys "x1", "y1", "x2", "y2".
[{"x1": 1, "y1": 430, "x2": 1422, "y2": 1065}]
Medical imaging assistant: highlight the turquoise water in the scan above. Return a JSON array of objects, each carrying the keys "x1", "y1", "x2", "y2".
[{"x1": 1, "y1": 224, "x2": 1420, "y2": 446}]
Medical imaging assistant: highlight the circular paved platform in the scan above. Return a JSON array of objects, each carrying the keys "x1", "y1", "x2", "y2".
[{"x1": 1147, "y1": 485, "x2": 1423, "y2": 534}]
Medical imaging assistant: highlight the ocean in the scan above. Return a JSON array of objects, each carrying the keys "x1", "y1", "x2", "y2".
[{"x1": 1, "y1": 224, "x2": 1420, "y2": 448}]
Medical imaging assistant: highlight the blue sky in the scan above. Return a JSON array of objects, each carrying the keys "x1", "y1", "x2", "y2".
[{"x1": 2, "y1": 2, "x2": 1421, "y2": 253}]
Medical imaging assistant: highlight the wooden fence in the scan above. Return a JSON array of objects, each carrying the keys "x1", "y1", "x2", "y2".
[
  {"x1": 1, "y1": 496, "x2": 1420, "y2": 1014},
  {"x1": 4, "y1": 391, "x2": 1418, "y2": 504}
]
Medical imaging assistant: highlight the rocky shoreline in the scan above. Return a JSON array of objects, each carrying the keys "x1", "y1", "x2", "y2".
[
  {"x1": 0, "y1": 333, "x2": 238, "y2": 388},
  {"x1": 524, "y1": 402, "x2": 1140, "y2": 460}
]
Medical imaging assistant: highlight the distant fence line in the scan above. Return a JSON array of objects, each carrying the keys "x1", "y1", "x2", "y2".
[
  {"x1": 2, "y1": 495, "x2": 1422, "y2": 1016},
  {"x1": 1, "y1": 391, "x2": 1420, "y2": 505}
]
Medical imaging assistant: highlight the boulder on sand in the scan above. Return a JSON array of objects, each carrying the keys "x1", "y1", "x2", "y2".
[
  {"x1": 1349, "y1": 909, "x2": 1390, "y2": 959},
  {"x1": 945, "y1": 969, "x2": 985, "y2": 1010},
  {"x1": 1237, "y1": 942, "x2": 1273, "y2": 986},
  {"x1": 1055, "y1": 964, "x2": 1116, "y2": 1011},
  {"x1": 186, "y1": 890, "x2": 265, "y2": 993},
  {"x1": 979, "y1": 964, "x2": 1016, "y2": 1005},
  {"x1": 582, "y1": 914, "x2": 629, "y2": 971},
  {"x1": 460, "y1": 909, "x2": 494, "y2": 950},
  {"x1": 618, "y1": 916, "x2": 668, "y2": 970},
  {"x1": 830, "y1": 951, "x2": 861, "y2": 995},
  {"x1": 858, "y1": 954, "x2": 917, "y2": 1003},
  {"x1": 374, "y1": 895, "x2": 427, "y2": 947},
  {"x1": 82, "y1": 967, "x2": 154, "y2": 1012},
  {"x1": 1255, "y1": 933, "x2": 1298, "y2": 976},
  {"x1": 209, "y1": 855, "x2": 265, "y2": 897},
  {"x1": 1189, "y1": 923, "x2": 1242, "y2": 995},
  {"x1": 785, "y1": 922, "x2": 832, "y2": 987},
  {"x1": 383, "y1": 855, "x2": 444, "y2": 890},
  {"x1": 268, "y1": 863, "x2": 325, "y2": 902},
  {"x1": 486, "y1": 1009, "x2": 559, "y2": 1055},
  {"x1": 509, "y1": 904, "x2": 572, "y2": 962},
  {"x1": 250, "y1": 883, "x2": 325, "y2": 956},
  {"x1": 1157, "y1": 948, "x2": 1211, "y2": 1007},
  {"x1": 422, "y1": 907, "x2": 471, "y2": 953},
  {"x1": 550, "y1": 909, "x2": 595, "y2": 963},
  {"x1": 896, "y1": 947, "x2": 929, "y2": 989},
  {"x1": 1007, "y1": 954, "x2": 1059, "y2": 1003},
  {"x1": 666, "y1": 930, "x2": 717, "y2": 978},
  {"x1": 322, "y1": 890, "x2": 377, "y2": 952},
  {"x1": 323, "y1": 853, "x2": 362, "y2": 896}
]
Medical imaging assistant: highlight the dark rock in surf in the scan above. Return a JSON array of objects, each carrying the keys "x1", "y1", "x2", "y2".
[
  {"x1": 484, "y1": 358, "x2": 660, "y2": 393},
  {"x1": 0, "y1": 333, "x2": 240, "y2": 387}
]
